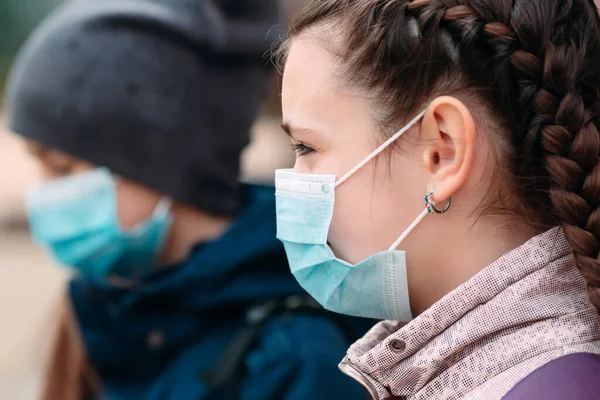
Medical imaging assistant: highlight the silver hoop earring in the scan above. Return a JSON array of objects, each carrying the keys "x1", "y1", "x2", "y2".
[{"x1": 424, "y1": 191, "x2": 451, "y2": 214}]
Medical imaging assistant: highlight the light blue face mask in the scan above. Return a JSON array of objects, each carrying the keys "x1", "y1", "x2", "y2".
[
  {"x1": 275, "y1": 110, "x2": 451, "y2": 321},
  {"x1": 26, "y1": 168, "x2": 173, "y2": 280}
]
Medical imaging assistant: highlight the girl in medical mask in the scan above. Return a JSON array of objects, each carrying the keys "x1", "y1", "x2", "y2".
[
  {"x1": 4, "y1": 0, "x2": 372, "y2": 399},
  {"x1": 276, "y1": 0, "x2": 600, "y2": 398}
]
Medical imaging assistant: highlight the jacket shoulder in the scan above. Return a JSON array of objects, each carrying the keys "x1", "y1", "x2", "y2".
[{"x1": 503, "y1": 353, "x2": 600, "y2": 400}]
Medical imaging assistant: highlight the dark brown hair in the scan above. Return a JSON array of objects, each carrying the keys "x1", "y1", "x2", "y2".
[{"x1": 283, "y1": 0, "x2": 600, "y2": 311}]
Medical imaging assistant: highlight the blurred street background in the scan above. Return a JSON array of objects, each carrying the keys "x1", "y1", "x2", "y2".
[{"x1": 0, "y1": 0, "x2": 304, "y2": 398}]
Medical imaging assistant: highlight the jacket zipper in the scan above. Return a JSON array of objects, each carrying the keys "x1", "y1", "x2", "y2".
[{"x1": 339, "y1": 356, "x2": 381, "y2": 400}]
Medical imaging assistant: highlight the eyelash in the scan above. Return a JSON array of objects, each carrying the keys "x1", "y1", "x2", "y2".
[
  {"x1": 52, "y1": 165, "x2": 72, "y2": 176},
  {"x1": 291, "y1": 142, "x2": 315, "y2": 156}
]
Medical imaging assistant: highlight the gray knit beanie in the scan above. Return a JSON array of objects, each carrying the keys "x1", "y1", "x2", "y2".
[{"x1": 4, "y1": 0, "x2": 281, "y2": 216}]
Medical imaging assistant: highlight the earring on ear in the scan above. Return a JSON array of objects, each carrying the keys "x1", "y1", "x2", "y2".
[{"x1": 424, "y1": 191, "x2": 452, "y2": 214}]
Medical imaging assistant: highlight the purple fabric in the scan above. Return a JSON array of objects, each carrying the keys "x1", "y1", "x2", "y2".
[{"x1": 502, "y1": 353, "x2": 600, "y2": 399}]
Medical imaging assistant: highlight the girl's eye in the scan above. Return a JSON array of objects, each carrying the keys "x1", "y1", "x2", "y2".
[{"x1": 291, "y1": 142, "x2": 315, "y2": 157}]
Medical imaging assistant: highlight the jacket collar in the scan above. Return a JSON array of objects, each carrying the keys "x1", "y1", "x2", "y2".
[{"x1": 342, "y1": 227, "x2": 600, "y2": 399}]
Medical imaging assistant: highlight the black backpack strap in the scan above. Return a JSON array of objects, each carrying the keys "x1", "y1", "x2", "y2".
[{"x1": 200, "y1": 296, "x2": 357, "y2": 400}]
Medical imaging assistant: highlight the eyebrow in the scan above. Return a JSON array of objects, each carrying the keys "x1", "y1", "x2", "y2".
[
  {"x1": 280, "y1": 122, "x2": 318, "y2": 138},
  {"x1": 25, "y1": 141, "x2": 44, "y2": 157}
]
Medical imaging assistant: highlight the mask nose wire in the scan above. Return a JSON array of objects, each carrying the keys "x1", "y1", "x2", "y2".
[{"x1": 334, "y1": 109, "x2": 427, "y2": 188}]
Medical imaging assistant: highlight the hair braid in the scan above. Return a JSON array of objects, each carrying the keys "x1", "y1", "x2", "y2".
[
  {"x1": 538, "y1": 43, "x2": 600, "y2": 308},
  {"x1": 404, "y1": 0, "x2": 552, "y2": 147},
  {"x1": 409, "y1": 0, "x2": 600, "y2": 311}
]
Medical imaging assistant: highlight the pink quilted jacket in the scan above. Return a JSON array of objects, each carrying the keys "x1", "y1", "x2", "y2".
[{"x1": 339, "y1": 227, "x2": 600, "y2": 399}]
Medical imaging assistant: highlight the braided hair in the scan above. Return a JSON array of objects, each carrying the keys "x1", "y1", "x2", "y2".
[{"x1": 283, "y1": 0, "x2": 600, "y2": 311}]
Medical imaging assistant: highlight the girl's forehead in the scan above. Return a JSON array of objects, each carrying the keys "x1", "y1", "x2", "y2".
[
  {"x1": 283, "y1": 39, "x2": 361, "y2": 110},
  {"x1": 283, "y1": 38, "x2": 335, "y2": 100},
  {"x1": 281, "y1": 39, "x2": 337, "y2": 126},
  {"x1": 282, "y1": 36, "x2": 382, "y2": 148}
]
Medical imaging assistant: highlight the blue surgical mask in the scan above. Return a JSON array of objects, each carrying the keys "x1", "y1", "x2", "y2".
[
  {"x1": 275, "y1": 110, "x2": 428, "y2": 321},
  {"x1": 26, "y1": 168, "x2": 173, "y2": 280}
]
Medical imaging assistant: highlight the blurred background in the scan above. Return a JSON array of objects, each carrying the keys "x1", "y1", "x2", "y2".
[{"x1": 0, "y1": 0, "x2": 307, "y2": 398}]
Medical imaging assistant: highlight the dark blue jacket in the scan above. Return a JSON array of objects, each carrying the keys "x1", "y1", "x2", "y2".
[{"x1": 69, "y1": 185, "x2": 373, "y2": 400}]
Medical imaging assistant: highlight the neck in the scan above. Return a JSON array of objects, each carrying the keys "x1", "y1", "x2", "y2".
[
  {"x1": 406, "y1": 210, "x2": 539, "y2": 316},
  {"x1": 159, "y1": 203, "x2": 233, "y2": 266}
]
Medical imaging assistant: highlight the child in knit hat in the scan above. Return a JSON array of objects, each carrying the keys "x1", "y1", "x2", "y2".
[{"x1": 4, "y1": 1, "x2": 372, "y2": 399}]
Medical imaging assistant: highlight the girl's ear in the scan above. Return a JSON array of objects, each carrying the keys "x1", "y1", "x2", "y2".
[{"x1": 420, "y1": 96, "x2": 476, "y2": 203}]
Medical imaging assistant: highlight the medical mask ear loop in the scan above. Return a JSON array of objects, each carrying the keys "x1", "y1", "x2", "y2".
[
  {"x1": 126, "y1": 197, "x2": 173, "y2": 235},
  {"x1": 153, "y1": 197, "x2": 173, "y2": 219},
  {"x1": 335, "y1": 110, "x2": 427, "y2": 188},
  {"x1": 111, "y1": 170, "x2": 172, "y2": 220},
  {"x1": 325, "y1": 108, "x2": 428, "y2": 251},
  {"x1": 388, "y1": 208, "x2": 429, "y2": 251},
  {"x1": 388, "y1": 191, "x2": 452, "y2": 251}
]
